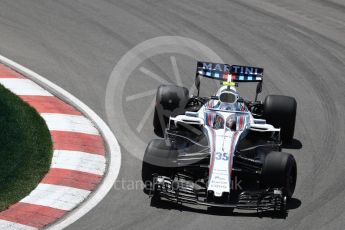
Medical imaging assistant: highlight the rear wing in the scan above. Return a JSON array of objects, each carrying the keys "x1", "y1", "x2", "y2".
[
  {"x1": 196, "y1": 61, "x2": 263, "y2": 82},
  {"x1": 195, "y1": 61, "x2": 264, "y2": 100}
]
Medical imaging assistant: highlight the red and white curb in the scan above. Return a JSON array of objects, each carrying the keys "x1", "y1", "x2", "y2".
[{"x1": 0, "y1": 56, "x2": 121, "y2": 230}]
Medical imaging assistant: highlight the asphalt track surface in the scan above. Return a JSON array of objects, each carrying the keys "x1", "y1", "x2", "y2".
[{"x1": 1, "y1": 0, "x2": 345, "y2": 229}]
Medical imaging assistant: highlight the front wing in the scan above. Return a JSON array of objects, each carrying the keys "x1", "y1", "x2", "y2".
[{"x1": 152, "y1": 176, "x2": 287, "y2": 213}]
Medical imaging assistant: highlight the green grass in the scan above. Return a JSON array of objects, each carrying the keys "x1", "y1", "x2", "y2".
[{"x1": 0, "y1": 84, "x2": 53, "y2": 210}]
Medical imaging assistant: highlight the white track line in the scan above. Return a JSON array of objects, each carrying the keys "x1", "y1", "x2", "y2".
[
  {"x1": 139, "y1": 67, "x2": 170, "y2": 85},
  {"x1": 136, "y1": 97, "x2": 155, "y2": 133},
  {"x1": 170, "y1": 56, "x2": 182, "y2": 86},
  {"x1": 0, "y1": 54, "x2": 121, "y2": 230},
  {"x1": 52, "y1": 150, "x2": 106, "y2": 175},
  {"x1": 0, "y1": 79, "x2": 52, "y2": 96},
  {"x1": 0, "y1": 220, "x2": 37, "y2": 230},
  {"x1": 125, "y1": 89, "x2": 156, "y2": 102},
  {"x1": 41, "y1": 113, "x2": 99, "y2": 135},
  {"x1": 21, "y1": 184, "x2": 90, "y2": 211}
]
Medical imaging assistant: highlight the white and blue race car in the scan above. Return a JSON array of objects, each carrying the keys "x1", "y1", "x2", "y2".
[{"x1": 142, "y1": 62, "x2": 297, "y2": 213}]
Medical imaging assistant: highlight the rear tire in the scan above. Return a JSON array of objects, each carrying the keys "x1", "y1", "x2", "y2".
[
  {"x1": 261, "y1": 151, "x2": 297, "y2": 198},
  {"x1": 153, "y1": 85, "x2": 189, "y2": 137},
  {"x1": 264, "y1": 95, "x2": 297, "y2": 142}
]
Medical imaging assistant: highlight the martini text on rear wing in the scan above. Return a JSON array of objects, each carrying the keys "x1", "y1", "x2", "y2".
[{"x1": 196, "y1": 61, "x2": 264, "y2": 82}]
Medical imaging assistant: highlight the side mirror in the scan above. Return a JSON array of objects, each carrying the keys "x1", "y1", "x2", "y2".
[{"x1": 185, "y1": 111, "x2": 198, "y2": 117}]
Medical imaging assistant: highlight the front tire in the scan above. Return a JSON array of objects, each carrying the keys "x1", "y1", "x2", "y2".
[
  {"x1": 141, "y1": 139, "x2": 176, "y2": 192},
  {"x1": 261, "y1": 151, "x2": 297, "y2": 198}
]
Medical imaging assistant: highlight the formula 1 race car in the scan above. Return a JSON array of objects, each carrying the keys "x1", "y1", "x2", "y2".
[{"x1": 142, "y1": 61, "x2": 297, "y2": 213}]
